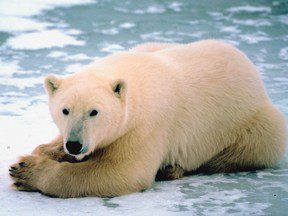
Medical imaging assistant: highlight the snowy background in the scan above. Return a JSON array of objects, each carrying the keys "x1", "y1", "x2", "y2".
[{"x1": 0, "y1": 0, "x2": 288, "y2": 215}]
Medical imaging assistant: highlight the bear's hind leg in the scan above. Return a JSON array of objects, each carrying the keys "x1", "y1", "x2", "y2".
[
  {"x1": 195, "y1": 105, "x2": 286, "y2": 174},
  {"x1": 155, "y1": 164, "x2": 185, "y2": 181}
]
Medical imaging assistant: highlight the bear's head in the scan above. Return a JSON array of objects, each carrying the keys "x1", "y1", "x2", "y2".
[{"x1": 44, "y1": 71, "x2": 127, "y2": 160}]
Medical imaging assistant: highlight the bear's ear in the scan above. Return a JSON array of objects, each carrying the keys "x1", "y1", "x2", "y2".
[
  {"x1": 112, "y1": 79, "x2": 126, "y2": 99},
  {"x1": 44, "y1": 75, "x2": 62, "y2": 96}
]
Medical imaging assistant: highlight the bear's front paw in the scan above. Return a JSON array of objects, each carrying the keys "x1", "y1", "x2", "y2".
[
  {"x1": 9, "y1": 155, "x2": 46, "y2": 191},
  {"x1": 32, "y1": 144, "x2": 77, "y2": 163}
]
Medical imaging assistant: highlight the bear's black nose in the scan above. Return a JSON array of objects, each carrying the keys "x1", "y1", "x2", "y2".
[{"x1": 66, "y1": 141, "x2": 82, "y2": 155}]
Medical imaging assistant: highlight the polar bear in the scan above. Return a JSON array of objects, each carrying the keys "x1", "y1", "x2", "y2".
[{"x1": 10, "y1": 40, "x2": 286, "y2": 198}]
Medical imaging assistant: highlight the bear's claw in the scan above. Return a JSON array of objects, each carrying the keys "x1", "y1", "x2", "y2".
[
  {"x1": 8, "y1": 155, "x2": 40, "y2": 191},
  {"x1": 19, "y1": 162, "x2": 26, "y2": 167},
  {"x1": 14, "y1": 182, "x2": 22, "y2": 187}
]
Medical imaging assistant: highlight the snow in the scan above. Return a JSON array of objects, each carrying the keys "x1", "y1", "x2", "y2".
[
  {"x1": 48, "y1": 52, "x2": 91, "y2": 61},
  {"x1": 226, "y1": 6, "x2": 271, "y2": 13},
  {"x1": 0, "y1": 0, "x2": 91, "y2": 50},
  {"x1": 134, "y1": 5, "x2": 166, "y2": 14},
  {"x1": 100, "y1": 44, "x2": 125, "y2": 53},
  {"x1": 279, "y1": 47, "x2": 288, "y2": 61},
  {"x1": 119, "y1": 23, "x2": 136, "y2": 29},
  {"x1": 0, "y1": 0, "x2": 94, "y2": 17},
  {"x1": 0, "y1": 17, "x2": 49, "y2": 33},
  {"x1": 6, "y1": 30, "x2": 85, "y2": 50},
  {"x1": 0, "y1": 60, "x2": 20, "y2": 77}
]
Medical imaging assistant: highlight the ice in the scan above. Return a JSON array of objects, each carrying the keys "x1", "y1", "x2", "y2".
[
  {"x1": 0, "y1": 60, "x2": 20, "y2": 77},
  {"x1": 65, "y1": 64, "x2": 85, "y2": 73},
  {"x1": 278, "y1": 15, "x2": 288, "y2": 25},
  {"x1": 226, "y1": 6, "x2": 271, "y2": 13},
  {"x1": 0, "y1": 0, "x2": 94, "y2": 17},
  {"x1": 0, "y1": 16, "x2": 49, "y2": 33},
  {"x1": 232, "y1": 19, "x2": 272, "y2": 27},
  {"x1": 100, "y1": 44, "x2": 125, "y2": 53},
  {"x1": 6, "y1": 30, "x2": 85, "y2": 50},
  {"x1": 279, "y1": 47, "x2": 288, "y2": 61},
  {"x1": 48, "y1": 52, "x2": 91, "y2": 61},
  {"x1": 101, "y1": 28, "x2": 119, "y2": 35},
  {"x1": 134, "y1": 5, "x2": 166, "y2": 14},
  {"x1": 119, "y1": 22, "x2": 136, "y2": 29},
  {"x1": 47, "y1": 51, "x2": 67, "y2": 58},
  {"x1": 168, "y1": 2, "x2": 183, "y2": 12},
  {"x1": 0, "y1": 76, "x2": 44, "y2": 89},
  {"x1": 239, "y1": 32, "x2": 271, "y2": 44},
  {"x1": 220, "y1": 26, "x2": 241, "y2": 33},
  {"x1": 64, "y1": 54, "x2": 91, "y2": 61},
  {"x1": 140, "y1": 32, "x2": 181, "y2": 42},
  {"x1": 0, "y1": 0, "x2": 91, "y2": 51}
]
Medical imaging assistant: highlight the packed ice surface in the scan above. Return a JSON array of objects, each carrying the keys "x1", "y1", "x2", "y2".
[{"x1": 0, "y1": 0, "x2": 287, "y2": 215}]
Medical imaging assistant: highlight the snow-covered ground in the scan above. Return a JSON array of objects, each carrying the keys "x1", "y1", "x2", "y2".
[{"x1": 0, "y1": 0, "x2": 287, "y2": 215}]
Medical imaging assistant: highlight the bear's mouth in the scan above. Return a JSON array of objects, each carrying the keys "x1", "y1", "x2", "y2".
[
  {"x1": 72, "y1": 153, "x2": 91, "y2": 163},
  {"x1": 71, "y1": 145, "x2": 91, "y2": 161},
  {"x1": 80, "y1": 145, "x2": 88, "y2": 154}
]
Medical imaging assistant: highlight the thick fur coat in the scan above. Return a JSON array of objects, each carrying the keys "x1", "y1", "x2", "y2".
[{"x1": 10, "y1": 40, "x2": 286, "y2": 198}]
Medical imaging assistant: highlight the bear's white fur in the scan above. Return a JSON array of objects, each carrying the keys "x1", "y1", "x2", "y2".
[{"x1": 10, "y1": 40, "x2": 286, "y2": 197}]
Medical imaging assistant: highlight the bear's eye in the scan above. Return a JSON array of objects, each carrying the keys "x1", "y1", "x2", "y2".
[
  {"x1": 62, "y1": 108, "x2": 69, "y2": 115},
  {"x1": 89, "y1": 109, "x2": 98, "y2": 117}
]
